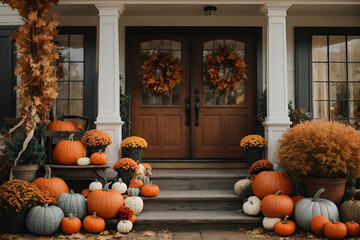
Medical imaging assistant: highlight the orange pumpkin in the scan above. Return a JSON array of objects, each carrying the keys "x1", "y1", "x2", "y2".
[
  {"x1": 90, "y1": 151, "x2": 108, "y2": 165},
  {"x1": 33, "y1": 166, "x2": 69, "y2": 196},
  {"x1": 311, "y1": 216, "x2": 330, "y2": 235},
  {"x1": 141, "y1": 183, "x2": 160, "y2": 197},
  {"x1": 252, "y1": 171, "x2": 293, "y2": 199},
  {"x1": 260, "y1": 190, "x2": 294, "y2": 218},
  {"x1": 324, "y1": 219, "x2": 347, "y2": 240},
  {"x1": 291, "y1": 195, "x2": 305, "y2": 205},
  {"x1": 122, "y1": 194, "x2": 129, "y2": 200},
  {"x1": 83, "y1": 212, "x2": 105, "y2": 233},
  {"x1": 129, "y1": 214, "x2": 136, "y2": 224},
  {"x1": 345, "y1": 220, "x2": 360, "y2": 237},
  {"x1": 53, "y1": 134, "x2": 87, "y2": 165},
  {"x1": 129, "y1": 179, "x2": 144, "y2": 189},
  {"x1": 47, "y1": 120, "x2": 79, "y2": 131},
  {"x1": 81, "y1": 189, "x2": 91, "y2": 198},
  {"x1": 61, "y1": 213, "x2": 81, "y2": 234},
  {"x1": 141, "y1": 163, "x2": 152, "y2": 170},
  {"x1": 87, "y1": 183, "x2": 124, "y2": 219},
  {"x1": 274, "y1": 215, "x2": 296, "y2": 236}
]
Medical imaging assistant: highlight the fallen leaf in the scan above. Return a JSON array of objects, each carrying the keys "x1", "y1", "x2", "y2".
[
  {"x1": 97, "y1": 236, "x2": 113, "y2": 240},
  {"x1": 252, "y1": 234, "x2": 266, "y2": 238},
  {"x1": 160, "y1": 229, "x2": 171, "y2": 234},
  {"x1": 236, "y1": 209, "x2": 243, "y2": 213},
  {"x1": 251, "y1": 227, "x2": 266, "y2": 235},
  {"x1": 142, "y1": 231, "x2": 156, "y2": 237},
  {"x1": 238, "y1": 227, "x2": 247, "y2": 233},
  {"x1": 100, "y1": 231, "x2": 110, "y2": 235}
]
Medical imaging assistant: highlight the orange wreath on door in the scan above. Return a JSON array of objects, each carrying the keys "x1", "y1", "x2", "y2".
[
  {"x1": 139, "y1": 51, "x2": 183, "y2": 94},
  {"x1": 204, "y1": 46, "x2": 247, "y2": 93}
]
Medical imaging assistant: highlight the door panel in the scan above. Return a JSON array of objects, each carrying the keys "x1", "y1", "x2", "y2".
[
  {"x1": 193, "y1": 34, "x2": 256, "y2": 159},
  {"x1": 131, "y1": 34, "x2": 190, "y2": 158}
]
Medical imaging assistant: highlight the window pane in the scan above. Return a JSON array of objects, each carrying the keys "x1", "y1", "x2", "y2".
[
  {"x1": 56, "y1": 35, "x2": 69, "y2": 61},
  {"x1": 330, "y1": 83, "x2": 347, "y2": 100},
  {"x1": 141, "y1": 92, "x2": 150, "y2": 105},
  {"x1": 313, "y1": 101, "x2": 328, "y2": 120},
  {"x1": 313, "y1": 82, "x2": 328, "y2": 100},
  {"x1": 215, "y1": 39, "x2": 224, "y2": 48},
  {"x1": 56, "y1": 62, "x2": 69, "y2": 81},
  {"x1": 150, "y1": 40, "x2": 161, "y2": 49},
  {"x1": 152, "y1": 95, "x2": 160, "y2": 105},
  {"x1": 55, "y1": 100, "x2": 68, "y2": 116},
  {"x1": 236, "y1": 95, "x2": 245, "y2": 105},
  {"x1": 204, "y1": 93, "x2": 214, "y2": 106},
  {"x1": 329, "y1": 36, "x2": 346, "y2": 62},
  {"x1": 203, "y1": 41, "x2": 213, "y2": 50},
  {"x1": 227, "y1": 93, "x2": 235, "y2": 105},
  {"x1": 57, "y1": 82, "x2": 69, "y2": 99},
  {"x1": 162, "y1": 93, "x2": 170, "y2": 105},
  {"x1": 350, "y1": 82, "x2": 360, "y2": 100},
  {"x1": 216, "y1": 94, "x2": 225, "y2": 105},
  {"x1": 348, "y1": 36, "x2": 360, "y2": 62},
  {"x1": 171, "y1": 41, "x2": 181, "y2": 50},
  {"x1": 161, "y1": 40, "x2": 171, "y2": 50},
  {"x1": 330, "y1": 63, "x2": 346, "y2": 81},
  {"x1": 70, "y1": 82, "x2": 83, "y2": 99},
  {"x1": 312, "y1": 36, "x2": 327, "y2": 61},
  {"x1": 348, "y1": 63, "x2": 360, "y2": 81},
  {"x1": 70, "y1": 63, "x2": 84, "y2": 81},
  {"x1": 331, "y1": 101, "x2": 348, "y2": 119},
  {"x1": 225, "y1": 39, "x2": 235, "y2": 49},
  {"x1": 70, "y1": 35, "x2": 84, "y2": 61},
  {"x1": 235, "y1": 41, "x2": 245, "y2": 50},
  {"x1": 312, "y1": 63, "x2": 328, "y2": 81},
  {"x1": 350, "y1": 101, "x2": 360, "y2": 118},
  {"x1": 172, "y1": 93, "x2": 180, "y2": 105},
  {"x1": 69, "y1": 100, "x2": 83, "y2": 115},
  {"x1": 141, "y1": 41, "x2": 150, "y2": 50}
]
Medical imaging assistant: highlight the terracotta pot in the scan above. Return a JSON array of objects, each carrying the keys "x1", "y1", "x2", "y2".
[
  {"x1": 13, "y1": 164, "x2": 40, "y2": 182},
  {"x1": 302, "y1": 177, "x2": 346, "y2": 206}
]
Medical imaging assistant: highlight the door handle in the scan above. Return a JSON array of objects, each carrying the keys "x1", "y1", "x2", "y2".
[
  {"x1": 195, "y1": 96, "x2": 200, "y2": 126},
  {"x1": 185, "y1": 97, "x2": 190, "y2": 126}
]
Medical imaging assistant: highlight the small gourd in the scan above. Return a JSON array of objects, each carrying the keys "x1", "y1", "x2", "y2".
[
  {"x1": 263, "y1": 217, "x2": 282, "y2": 230},
  {"x1": 243, "y1": 199, "x2": 261, "y2": 216},
  {"x1": 90, "y1": 150, "x2": 108, "y2": 165},
  {"x1": 274, "y1": 215, "x2": 296, "y2": 236},
  {"x1": 247, "y1": 196, "x2": 261, "y2": 205},
  {"x1": 141, "y1": 182, "x2": 160, "y2": 197},
  {"x1": 127, "y1": 180, "x2": 141, "y2": 196},
  {"x1": 129, "y1": 178, "x2": 144, "y2": 189},
  {"x1": 89, "y1": 179, "x2": 103, "y2": 191},
  {"x1": 117, "y1": 220, "x2": 133, "y2": 233},
  {"x1": 112, "y1": 178, "x2": 127, "y2": 194},
  {"x1": 61, "y1": 213, "x2": 81, "y2": 234},
  {"x1": 311, "y1": 215, "x2": 330, "y2": 235},
  {"x1": 83, "y1": 212, "x2": 105, "y2": 233},
  {"x1": 234, "y1": 178, "x2": 252, "y2": 197},
  {"x1": 345, "y1": 220, "x2": 360, "y2": 237},
  {"x1": 77, "y1": 152, "x2": 90, "y2": 166},
  {"x1": 324, "y1": 218, "x2": 347, "y2": 240}
]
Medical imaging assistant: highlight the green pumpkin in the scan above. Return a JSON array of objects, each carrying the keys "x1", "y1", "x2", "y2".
[
  {"x1": 127, "y1": 187, "x2": 140, "y2": 196},
  {"x1": 57, "y1": 189, "x2": 87, "y2": 220},
  {"x1": 26, "y1": 203, "x2": 64, "y2": 235},
  {"x1": 294, "y1": 188, "x2": 340, "y2": 232},
  {"x1": 340, "y1": 192, "x2": 360, "y2": 223}
]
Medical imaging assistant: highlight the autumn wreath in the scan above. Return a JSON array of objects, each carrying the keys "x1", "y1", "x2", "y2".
[
  {"x1": 139, "y1": 51, "x2": 183, "y2": 94},
  {"x1": 204, "y1": 46, "x2": 247, "y2": 93}
]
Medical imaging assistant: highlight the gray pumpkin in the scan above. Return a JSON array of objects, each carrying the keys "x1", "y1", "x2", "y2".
[
  {"x1": 26, "y1": 203, "x2": 64, "y2": 235},
  {"x1": 57, "y1": 189, "x2": 87, "y2": 220},
  {"x1": 138, "y1": 174, "x2": 150, "y2": 184},
  {"x1": 127, "y1": 187, "x2": 140, "y2": 196},
  {"x1": 295, "y1": 188, "x2": 340, "y2": 232}
]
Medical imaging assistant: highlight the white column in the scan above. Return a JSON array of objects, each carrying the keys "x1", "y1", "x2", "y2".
[
  {"x1": 262, "y1": 4, "x2": 292, "y2": 168},
  {"x1": 0, "y1": 3, "x2": 22, "y2": 25},
  {"x1": 95, "y1": 4, "x2": 125, "y2": 172}
]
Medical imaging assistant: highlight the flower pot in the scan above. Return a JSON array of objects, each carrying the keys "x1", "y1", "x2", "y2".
[
  {"x1": 116, "y1": 170, "x2": 132, "y2": 186},
  {"x1": 13, "y1": 164, "x2": 40, "y2": 182},
  {"x1": 2, "y1": 209, "x2": 29, "y2": 233},
  {"x1": 246, "y1": 149, "x2": 265, "y2": 167},
  {"x1": 124, "y1": 148, "x2": 143, "y2": 163},
  {"x1": 302, "y1": 177, "x2": 347, "y2": 206}
]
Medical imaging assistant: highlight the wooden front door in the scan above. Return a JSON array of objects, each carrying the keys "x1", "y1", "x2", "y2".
[{"x1": 130, "y1": 30, "x2": 257, "y2": 159}]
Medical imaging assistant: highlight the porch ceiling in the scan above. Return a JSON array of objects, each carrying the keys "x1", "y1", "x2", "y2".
[{"x1": 52, "y1": 3, "x2": 360, "y2": 16}]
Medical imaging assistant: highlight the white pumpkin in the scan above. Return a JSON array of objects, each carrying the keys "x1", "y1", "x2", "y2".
[
  {"x1": 77, "y1": 152, "x2": 90, "y2": 166},
  {"x1": 117, "y1": 220, "x2": 133, "y2": 233},
  {"x1": 137, "y1": 164, "x2": 145, "y2": 175},
  {"x1": 112, "y1": 178, "x2": 127, "y2": 194},
  {"x1": 262, "y1": 217, "x2": 282, "y2": 230},
  {"x1": 234, "y1": 179, "x2": 252, "y2": 197},
  {"x1": 247, "y1": 196, "x2": 261, "y2": 205},
  {"x1": 124, "y1": 196, "x2": 143, "y2": 215},
  {"x1": 243, "y1": 199, "x2": 261, "y2": 216},
  {"x1": 89, "y1": 179, "x2": 103, "y2": 191}
]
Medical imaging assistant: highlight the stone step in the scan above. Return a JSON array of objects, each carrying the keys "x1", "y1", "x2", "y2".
[
  {"x1": 142, "y1": 189, "x2": 244, "y2": 211},
  {"x1": 150, "y1": 168, "x2": 248, "y2": 190},
  {"x1": 134, "y1": 211, "x2": 262, "y2": 231}
]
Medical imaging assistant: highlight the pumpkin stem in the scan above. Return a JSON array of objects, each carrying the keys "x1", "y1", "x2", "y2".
[
  {"x1": 69, "y1": 133, "x2": 74, "y2": 141},
  {"x1": 82, "y1": 152, "x2": 86, "y2": 158},
  {"x1": 283, "y1": 215, "x2": 289, "y2": 224},
  {"x1": 330, "y1": 218, "x2": 335, "y2": 224},
  {"x1": 93, "y1": 212, "x2": 97, "y2": 219},
  {"x1": 118, "y1": 178, "x2": 123, "y2": 184},
  {"x1": 103, "y1": 182, "x2": 112, "y2": 191},
  {"x1": 249, "y1": 200, "x2": 254, "y2": 205},
  {"x1": 69, "y1": 213, "x2": 73, "y2": 220},
  {"x1": 44, "y1": 166, "x2": 52, "y2": 179},
  {"x1": 98, "y1": 150, "x2": 102, "y2": 153},
  {"x1": 44, "y1": 203, "x2": 49, "y2": 208},
  {"x1": 70, "y1": 190, "x2": 74, "y2": 194},
  {"x1": 351, "y1": 220, "x2": 354, "y2": 224},
  {"x1": 150, "y1": 181, "x2": 153, "y2": 187},
  {"x1": 313, "y1": 188, "x2": 325, "y2": 202},
  {"x1": 274, "y1": 190, "x2": 282, "y2": 195}
]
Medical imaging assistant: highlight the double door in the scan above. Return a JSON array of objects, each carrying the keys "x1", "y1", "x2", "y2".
[{"x1": 130, "y1": 31, "x2": 256, "y2": 159}]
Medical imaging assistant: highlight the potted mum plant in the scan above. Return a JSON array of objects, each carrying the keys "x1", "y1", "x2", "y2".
[
  {"x1": 276, "y1": 120, "x2": 360, "y2": 205},
  {"x1": 240, "y1": 134, "x2": 267, "y2": 167},
  {"x1": 121, "y1": 136, "x2": 148, "y2": 163},
  {"x1": 81, "y1": 129, "x2": 112, "y2": 156},
  {"x1": 113, "y1": 158, "x2": 139, "y2": 186}
]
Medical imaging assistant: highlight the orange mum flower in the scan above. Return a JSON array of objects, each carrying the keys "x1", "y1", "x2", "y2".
[{"x1": 81, "y1": 129, "x2": 112, "y2": 148}]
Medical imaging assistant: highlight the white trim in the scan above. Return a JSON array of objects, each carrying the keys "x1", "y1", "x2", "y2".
[{"x1": 0, "y1": 4, "x2": 22, "y2": 25}]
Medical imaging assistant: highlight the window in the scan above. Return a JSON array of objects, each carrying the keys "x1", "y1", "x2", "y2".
[{"x1": 295, "y1": 28, "x2": 360, "y2": 125}]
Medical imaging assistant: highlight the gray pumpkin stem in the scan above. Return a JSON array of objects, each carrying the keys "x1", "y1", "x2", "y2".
[
  {"x1": 70, "y1": 190, "x2": 75, "y2": 194},
  {"x1": 103, "y1": 182, "x2": 112, "y2": 191},
  {"x1": 93, "y1": 212, "x2": 97, "y2": 219},
  {"x1": 274, "y1": 190, "x2": 282, "y2": 195},
  {"x1": 69, "y1": 133, "x2": 74, "y2": 141},
  {"x1": 351, "y1": 220, "x2": 355, "y2": 224},
  {"x1": 283, "y1": 215, "x2": 289, "y2": 224},
  {"x1": 69, "y1": 213, "x2": 73, "y2": 220},
  {"x1": 313, "y1": 188, "x2": 325, "y2": 202},
  {"x1": 330, "y1": 218, "x2": 335, "y2": 224},
  {"x1": 249, "y1": 200, "x2": 254, "y2": 205},
  {"x1": 44, "y1": 166, "x2": 52, "y2": 179},
  {"x1": 44, "y1": 203, "x2": 49, "y2": 208}
]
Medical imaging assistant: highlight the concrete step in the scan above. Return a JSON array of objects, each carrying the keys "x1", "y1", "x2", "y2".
[
  {"x1": 142, "y1": 189, "x2": 244, "y2": 211},
  {"x1": 150, "y1": 168, "x2": 249, "y2": 190}
]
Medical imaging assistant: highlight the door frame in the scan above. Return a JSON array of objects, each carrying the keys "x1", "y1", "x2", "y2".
[{"x1": 125, "y1": 27, "x2": 263, "y2": 162}]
